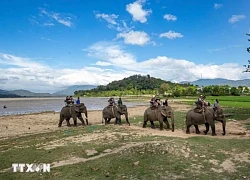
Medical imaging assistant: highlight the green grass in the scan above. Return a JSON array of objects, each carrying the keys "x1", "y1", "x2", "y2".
[
  {"x1": 1, "y1": 135, "x2": 250, "y2": 180},
  {"x1": 172, "y1": 96, "x2": 250, "y2": 108}
]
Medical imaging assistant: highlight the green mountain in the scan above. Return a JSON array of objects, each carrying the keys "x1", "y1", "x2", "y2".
[
  {"x1": 53, "y1": 85, "x2": 96, "y2": 96},
  {"x1": 75, "y1": 74, "x2": 179, "y2": 97}
]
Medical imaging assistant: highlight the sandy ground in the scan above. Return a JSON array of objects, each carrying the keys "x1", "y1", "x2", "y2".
[{"x1": 0, "y1": 101, "x2": 249, "y2": 139}]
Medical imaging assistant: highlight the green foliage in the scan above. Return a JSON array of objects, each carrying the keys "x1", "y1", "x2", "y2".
[
  {"x1": 247, "y1": 33, "x2": 250, "y2": 53},
  {"x1": 75, "y1": 75, "x2": 177, "y2": 97},
  {"x1": 74, "y1": 75, "x2": 250, "y2": 97}
]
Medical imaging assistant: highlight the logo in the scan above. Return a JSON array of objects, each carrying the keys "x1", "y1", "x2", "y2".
[{"x1": 12, "y1": 163, "x2": 50, "y2": 172}]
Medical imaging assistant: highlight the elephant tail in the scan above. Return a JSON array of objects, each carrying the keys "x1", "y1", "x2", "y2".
[{"x1": 102, "y1": 111, "x2": 104, "y2": 124}]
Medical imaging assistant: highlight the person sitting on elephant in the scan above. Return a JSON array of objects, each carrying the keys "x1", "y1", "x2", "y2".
[
  {"x1": 118, "y1": 97, "x2": 123, "y2": 106},
  {"x1": 150, "y1": 96, "x2": 160, "y2": 108},
  {"x1": 150, "y1": 96, "x2": 156, "y2": 107},
  {"x1": 76, "y1": 97, "x2": 80, "y2": 104},
  {"x1": 64, "y1": 96, "x2": 70, "y2": 106},
  {"x1": 65, "y1": 96, "x2": 74, "y2": 106},
  {"x1": 108, "y1": 97, "x2": 115, "y2": 106},
  {"x1": 194, "y1": 95, "x2": 208, "y2": 113},
  {"x1": 156, "y1": 98, "x2": 161, "y2": 105},
  {"x1": 163, "y1": 97, "x2": 168, "y2": 106},
  {"x1": 213, "y1": 99, "x2": 219, "y2": 117}
]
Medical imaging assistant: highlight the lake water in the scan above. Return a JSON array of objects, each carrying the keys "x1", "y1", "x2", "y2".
[{"x1": 0, "y1": 97, "x2": 148, "y2": 116}]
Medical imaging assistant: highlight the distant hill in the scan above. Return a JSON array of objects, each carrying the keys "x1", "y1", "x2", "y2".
[
  {"x1": 182, "y1": 78, "x2": 250, "y2": 87},
  {"x1": 0, "y1": 89, "x2": 21, "y2": 98},
  {"x1": 9, "y1": 90, "x2": 53, "y2": 97},
  {"x1": 53, "y1": 85, "x2": 97, "y2": 96}
]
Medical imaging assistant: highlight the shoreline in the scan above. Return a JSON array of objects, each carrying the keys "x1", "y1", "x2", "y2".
[{"x1": 0, "y1": 105, "x2": 151, "y2": 139}]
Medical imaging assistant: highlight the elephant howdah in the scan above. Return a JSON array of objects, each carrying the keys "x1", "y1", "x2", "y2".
[
  {"x1": 58, "y1": 103, "x2": 88, "y2": 127},
  {"x1": 102, "y1": 105, "x2": 130, "y2": 126},
  {"x1": 143, "y1": 105, "x2": 174, "y2": 131},
  {"x1": 185, "y1": 107, "x2": 226, "y2": 136}
]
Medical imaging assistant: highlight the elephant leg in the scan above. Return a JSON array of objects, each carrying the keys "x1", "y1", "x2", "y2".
[
  {"x1": 150, "y1": 121, "x2": 156, "y2": 129},
  {"x1": 114, "y1": 118, "x2": 118, "y2": 125},
  {"x1": 171, "y1": 123, "x2": 175, "y2": 132},
  {"x1": 159, "y1": 120, "x2": 164, "y2": 131},
  {"x1": 143, "y1": 120, "x2": 147, "y2": 128},
  {"x1": 163, "y1": 117, "x2": 170, "y2": 130},
  {"x1": 211, "y1": 125, "x2": 217, "y2": 136},
  {"x1": 186, "y1": 124, "x2": 191, "y2": 134},
  {"x1": 194, "y1": 125, "x2": 200, "y2": 134},
  {"x1": 125, "y1": 113, "x2": 130, "y2": 126},
  {"x1": 222, "y1": 120, "x2": 226, "y2": 136},
  {"x1": 58, "y1": 115, "x2": 64, "y2": 127},
  {"x1": 104, "y1": 118, "x2": 108, "y2": 125},
  {"x1": 118, "y1": 117, "x2": 122, "y2": 125},
  {"x1": 107, "y1": 118, "x2": 112, "y2": 124},
  {"x1": 84, "y1": 112, "x2": 88, "y2": 125},
  {"x1": 66, "y1": 118, "x2": 71, "y2": 127},
  {"x1": 73, "y1": 117, "x2": 77, "y2": 127},
  {"x1": 78, "y1": 115, "x2": 85, "y2": 126},
  {"x1": 203, "y1": 123, "x2": 209, "y2": 135}
]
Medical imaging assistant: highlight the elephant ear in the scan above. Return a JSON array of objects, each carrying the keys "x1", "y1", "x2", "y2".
[
  {"x1": 75, "y1": 104, "x2": 86, "y2": 112},
  {"x1": 160, "y1": 107, "x2": 167, "y2": 117}
]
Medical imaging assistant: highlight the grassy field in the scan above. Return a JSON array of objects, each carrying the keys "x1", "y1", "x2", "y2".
[
  {"x1": 172, "y1": 95, "x2": 250, "y2": 108},
  {"x1": 1, "y1": 96, "x2": 250, "y2": 180}
]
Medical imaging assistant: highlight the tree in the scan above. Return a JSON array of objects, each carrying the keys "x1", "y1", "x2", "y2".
[
  {"x1": 247, "y1": 33, "x2": 250, "y2": 53},
  {"x1": 243, "y1": 33, "x2": 250, "y2": 72}
]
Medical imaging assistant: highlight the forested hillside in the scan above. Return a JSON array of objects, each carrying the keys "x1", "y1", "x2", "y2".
[
  {"x1": 74, "y1": 74, "x2": 250, "y2": 97},
  {"x1": 75, "y1": 74, "x2": 194, "y2": 97}
]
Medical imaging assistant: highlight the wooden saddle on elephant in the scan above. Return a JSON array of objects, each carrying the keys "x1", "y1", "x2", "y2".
[{"x1": 193, "y1": 107, "x2": 206, "y2": 114}]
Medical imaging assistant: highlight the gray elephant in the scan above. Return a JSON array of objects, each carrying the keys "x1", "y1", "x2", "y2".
[
  {"x1": 102, "y1": 105, "x2": 130, "y2": 126},
  {"x1": 143, "y1": 105, "x2": 175, "y2": 131},
  {"x1": 58, "y1": 103, "x2": 88, "y2": 127},
  {"x1": 187, "y1": 107, "x2": 226, "y2": 136}
]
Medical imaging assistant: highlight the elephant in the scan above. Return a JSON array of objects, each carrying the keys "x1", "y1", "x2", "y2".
[
  {"x1": 188, "y1": 107, "x2": 226, "y2": 136},
  {"x1": 143, "y1": 105, "x2": 175, "y2": 131},
  {"x1": 102, "y1": 105, "x2": 130, "y2": 126},
  {"x1": 58, "y1": 103, "x2": 88, "y2": 127}
]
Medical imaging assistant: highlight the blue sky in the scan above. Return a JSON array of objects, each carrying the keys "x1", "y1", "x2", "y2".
[{"x1": 0, "y1": 0, "x2": 249, "y2": 93}]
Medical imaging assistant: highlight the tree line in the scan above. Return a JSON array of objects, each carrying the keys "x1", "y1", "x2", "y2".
[{"x1": 74, "y1": 74, "x2": 250, "y2": 97}]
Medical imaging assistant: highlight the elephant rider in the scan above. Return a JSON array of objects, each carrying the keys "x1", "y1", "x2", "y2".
[
  {"x1": 194, "y1": 95, "x2": 208, "y2": 122},
  {"x1": 117, "y1": 97, "x2": 123, "y2": 106},
  {"x1": 163, "y1": 97, "x2": 168, "y2": 106},
  {"x1": 150, "y1": 96, "x2": 160, "y2": 109},
  {"x1": 108, "y1": 97, "x2": 115, "y2": 106},
  {"x1": 64, "y1": 96, "x2": 74, "y2": 106},
  {"x1": 213, "y1": 99, "x2": 219, "y2": 118}
]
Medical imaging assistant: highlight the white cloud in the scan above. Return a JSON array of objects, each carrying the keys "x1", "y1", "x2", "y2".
[
  {"x1": 1, "y1": 45, "x2": 249, "y2": 93},
  {"x1": 95, "y1": 13, "x2": 118, "y2": 25},
  {"x1": 116, "y1": 30, "x2": 150, "y2": 45},
  {"x1": 228, "y1": 15, "x2": 246, "y2": 23},
  {"x1": 94, "y1": 12, "x2": 133, "y2": 32},
  {"x1": 163, "y1": 14, "x2": 177, "y2": 21},
  {"x1": 40, "y1": 8, "x2": 75, "y2": 27},
  {"x1": 126, "y1": 0, "x2": 152, "y2": 23},
  {"x1": 94, "y1": 61, "x2": 112, "y2": 66},
  {"x1": 214, "y1": 3, "x2": 222, "y2": 9},
  {"x1": 159, "y1": 30, "x2": 183, "y2": 39},
  {"x1": 43, "y1": 22, "x2": 54, "y2": 26},
  {"x1": 83, "y1": 41, "x2": 137, "y2": 66}
]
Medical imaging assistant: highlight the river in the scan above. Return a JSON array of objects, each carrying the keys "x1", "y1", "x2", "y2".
[{"x1": 0, "y1": 97, "x2": 148, "y2": 116}]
